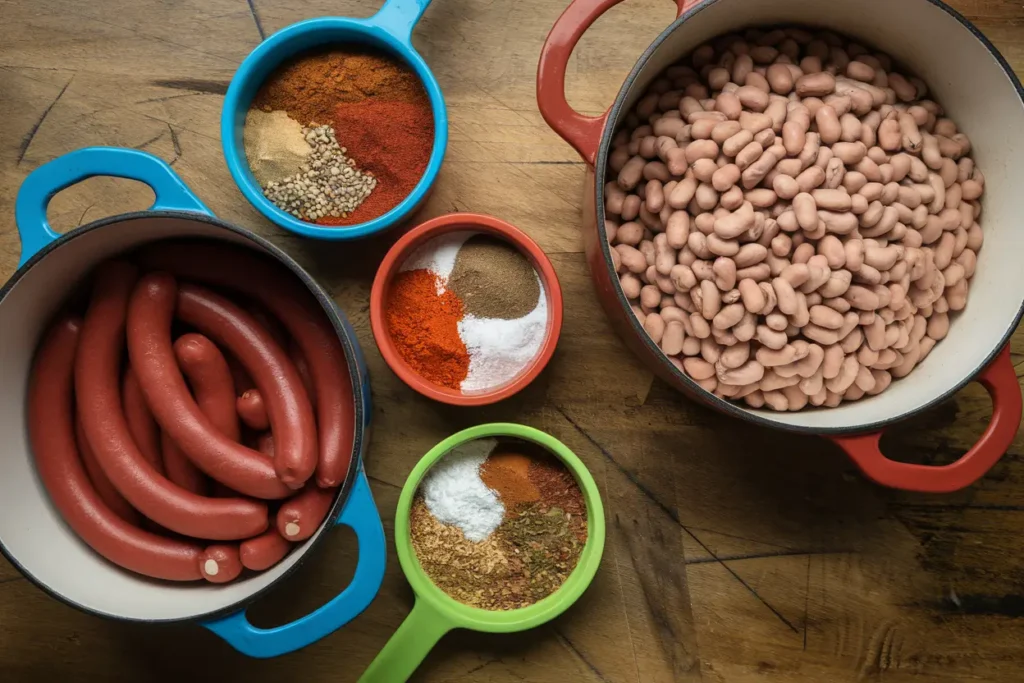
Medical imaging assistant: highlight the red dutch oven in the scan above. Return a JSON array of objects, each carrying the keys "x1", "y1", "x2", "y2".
[{"x1": 537, "y1": 0, "x2": 1024, "y2": 492}]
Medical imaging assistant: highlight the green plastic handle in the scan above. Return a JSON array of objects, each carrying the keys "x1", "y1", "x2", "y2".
[{"x1": 359, "y1": 600, "x2": 453, "y2": 682}]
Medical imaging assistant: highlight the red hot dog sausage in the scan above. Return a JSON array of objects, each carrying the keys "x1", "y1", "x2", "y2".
[
  {"x1": 277, "y1": 485, "x2": 336, "y2": 542},
  {"x1": 218, "y1": 435, "x2": 286, "y2": 574},
  {"x1": 174, "y1": 334, "x2": 241, "y2": 441},
  {"x1": 199, "y1": 544, "x2": 244, "y2": 583},
  {"x1": 240, "y1": 519, "x2": 292, "y2": 571},
  {"x1": 256, "y1": 432, "x2": 275, "y2": 458},
  {"x1": 75, "y1": 416, "x2": 140, "y2": 526},
  {"x1": 226, "y1": 353, "x2": 255, "y2": 394},
  {"x1": 125, "y1": 274, "x2": 290, "y2": 500},
  {"x1": 236, "y1": 389, "x2": 270, "y2": 431},
  {"x1": 164, "y1": 332, "x2": 247, "y2": 496},
  {"x1": 76, "y1": 262, "x2": 268, "y2": 540},
  {"x1": 30, "y1": 316, "x2": 205, "y2": 581},
  {"x1": 161, "y1": 433, "x2": 208, "y2": 496},
  {"x1": 122, "y1": 368, "x2": 164, "y2": 475},
  {"x1": 162, "y1": 332, "x2": 245, "y2": 497},
  {"x1": 137, "y1": 244, "x2": 354, "y2": 488},
  {"x1": 176, "y1": 283, "x2": 317, "y2": 488},
  {"x1": 288, "y1": 341, "x2": 316, "y2": 411},
  {"x1": 245, "y1": 302, "x2": 289, "y2": 350}
]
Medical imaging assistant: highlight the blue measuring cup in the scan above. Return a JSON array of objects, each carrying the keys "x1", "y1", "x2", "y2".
[{"x1": 221, "y1": 0, "x2": 447, "y2": 241}]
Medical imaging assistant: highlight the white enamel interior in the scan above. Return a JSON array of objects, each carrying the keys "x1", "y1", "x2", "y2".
[
  {"x1": 610, "y1": 0, "x2": 1024, "y2": 430},
  {"x1": 0, "y1": 216, "x2": 334, "y2": 620}
]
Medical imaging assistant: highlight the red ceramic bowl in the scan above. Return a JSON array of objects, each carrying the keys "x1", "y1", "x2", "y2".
[{"x1": 370, "y1": 213, "x2": 563, "y2": 406}]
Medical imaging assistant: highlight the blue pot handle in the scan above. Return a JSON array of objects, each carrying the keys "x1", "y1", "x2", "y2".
[
  {"x1": 369, "y1": 0, "x2": 433, "y2": 41},
  {"x1": 203, "y1": 468, "x2": 386, "y2": 658},
  {"x1": 15, "y1": 147, "x2": 210, "y2": 267}
]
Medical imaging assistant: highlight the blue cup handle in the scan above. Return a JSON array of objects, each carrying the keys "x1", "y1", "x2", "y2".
[
  {"x1": 203, "y1": 468, "x2": 386, "y2": 658},
  {"x1": 368, "y1": 0, "x2": 433, "y2": 41},
  {"x1": 15, "y1": 146, "x2": 210, "y2": 267}
]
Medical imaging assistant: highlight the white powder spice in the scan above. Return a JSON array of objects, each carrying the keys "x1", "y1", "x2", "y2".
[
  {"x1": 459, "y1": 277, "x2": 548, "y2": 394},
  {"x1": 243, "y1": 109, "x2": 312, "y2": 186},
  {"x1": 400, "y1": 231, "x2": 473, "y2": 294},
  {"x1": 421, "y1": 438, "x2": 504, "y2": 542}
]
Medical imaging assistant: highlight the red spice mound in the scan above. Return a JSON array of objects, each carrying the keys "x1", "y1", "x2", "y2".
[
  {"x1": 385, "y1": 269, "x2": 468, "y2": 389},
  {"x1": 529, "y1": 452, "x2": 586, "y2": 518},
  {"x1": 317, "y1": 98, "x2": 434, "y2": 226}
]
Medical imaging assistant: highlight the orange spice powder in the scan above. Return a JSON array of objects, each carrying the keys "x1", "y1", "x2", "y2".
[
  {"x1": 480, "y1": 445, "x2": 541, "y2": 509},
  {"x1": 480, "y1": 463, "x2": 540, "y2": 508},
  {"x1": 385, "y1": 269, "x2": 469, "y2": 389}
]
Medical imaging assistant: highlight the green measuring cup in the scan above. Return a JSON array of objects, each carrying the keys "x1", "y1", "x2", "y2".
[{"x1": 359, "y1": 423, "x2": 605, "y2": 682}]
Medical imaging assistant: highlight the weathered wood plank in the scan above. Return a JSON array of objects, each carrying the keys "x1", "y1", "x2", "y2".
[{"x1": 2, "y1": 0, "x2": 1024, "y2": 681}]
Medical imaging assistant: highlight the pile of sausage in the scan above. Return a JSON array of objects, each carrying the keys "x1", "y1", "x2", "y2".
[
  {"x1": 605, "y1": 27, "x2": 984, "y2": 411},
  {"x1": 28, "y1": 242, "x2": 355, "y2": 582}
]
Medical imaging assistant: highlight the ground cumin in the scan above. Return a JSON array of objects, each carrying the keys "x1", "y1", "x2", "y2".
[
  {"x1": 448, "y1": 235, "x2": 540, "y2": 319},
  {"x1": 409, "y1": 498, "x2": 512, "y2": 606},
  {"x1": 385, "y1": 269, "x2": 469, "y2": 389},
  {"x1": 480, "y1": 462, "x2": 539, "y2": 508},
  {"x1": 252, "y1": 47, "x2": 426, "y2": 126},
  {"x1": 480, "y1": 444, "x2": 540, "y2": 509}
]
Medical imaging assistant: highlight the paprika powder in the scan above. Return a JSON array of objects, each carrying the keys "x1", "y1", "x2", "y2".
[
  {"x1": 386, "y1": 269, "x2": 469, "y2": 389},
  {"x1": 318, "y1": 97, "x2": 433, "y2": 225}
]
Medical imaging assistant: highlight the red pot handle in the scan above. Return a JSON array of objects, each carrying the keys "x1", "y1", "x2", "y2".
[
  {"x1": 537, "y1": 0, "x2": 701, "y2": 165},
  {"x1": 831, "y1": 345, "x2": 1022, "y2": 493}
]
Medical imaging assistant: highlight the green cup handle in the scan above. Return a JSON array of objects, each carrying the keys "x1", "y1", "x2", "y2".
[{"x1": 359, "y1": 600, "x2": 453, "y2": 682}]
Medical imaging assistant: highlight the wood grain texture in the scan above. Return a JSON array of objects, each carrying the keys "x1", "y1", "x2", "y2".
[{"x1": 1, "y1": 0, "x2": 1023, "y2": 681}]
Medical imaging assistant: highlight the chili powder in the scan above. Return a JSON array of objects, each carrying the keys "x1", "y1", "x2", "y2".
[
  {"x1": 386, "y1": 269, "x2": 469, "y2": 389},
  {"x1": 318, "y1": 97, "x2": 433, "y2": 226}
]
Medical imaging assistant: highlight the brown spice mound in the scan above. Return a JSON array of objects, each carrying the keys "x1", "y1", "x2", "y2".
[
  {"x1": 409, "y1": 496, "x2": 585, "y2": 612},
  {"x1": 448, "y1": 235, "x2": 540, "y2": 319},
  {"x1": 480, "y1": 461, "x2": 539, "y2": 508},
  {"x1": 487, "y1": 447, "x2": 532, "y2": 477},
  {"x1": 252, "y1": 47, "x2": 426, "y2": 126},
  {"x1": 409, "y1": 498, "x2": 512, "y2": 605}
]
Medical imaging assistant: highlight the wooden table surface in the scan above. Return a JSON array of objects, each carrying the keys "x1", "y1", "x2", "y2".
[{"x1": 3, "y1": 0, "x2": 1024, "y2": 681}]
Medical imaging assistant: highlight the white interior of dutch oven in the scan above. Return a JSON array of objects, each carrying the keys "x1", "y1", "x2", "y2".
[
  {"x1": 0, "y1": 216, "x2": 335, "y2": 620},
  {"x1": 613, "y1": 0, "x2": 1024, "y2": 430}
]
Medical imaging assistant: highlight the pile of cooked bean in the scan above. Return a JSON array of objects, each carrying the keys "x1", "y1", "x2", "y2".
[{"x1": 604, "y1": 26, "x2": 984, "y2": 411}]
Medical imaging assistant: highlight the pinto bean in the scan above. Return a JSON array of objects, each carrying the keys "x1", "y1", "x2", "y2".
[
  {"x1": 608, "y1": 39, "x2": 984, "y2": 410},
  {"x1": 796, "y1": 72, "x2": 836, "y2": 97}
]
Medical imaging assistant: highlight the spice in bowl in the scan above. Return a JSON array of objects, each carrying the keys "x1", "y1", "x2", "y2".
[
  {"x1": 410, "y1": 438, "x2": 587, "y2": 611},
  {"x1": 385, "y1": 232, "x2": 549, "y2": 394},
  {"x1": 245, "y1": 47, "x2": 434, "y2": 225}
]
